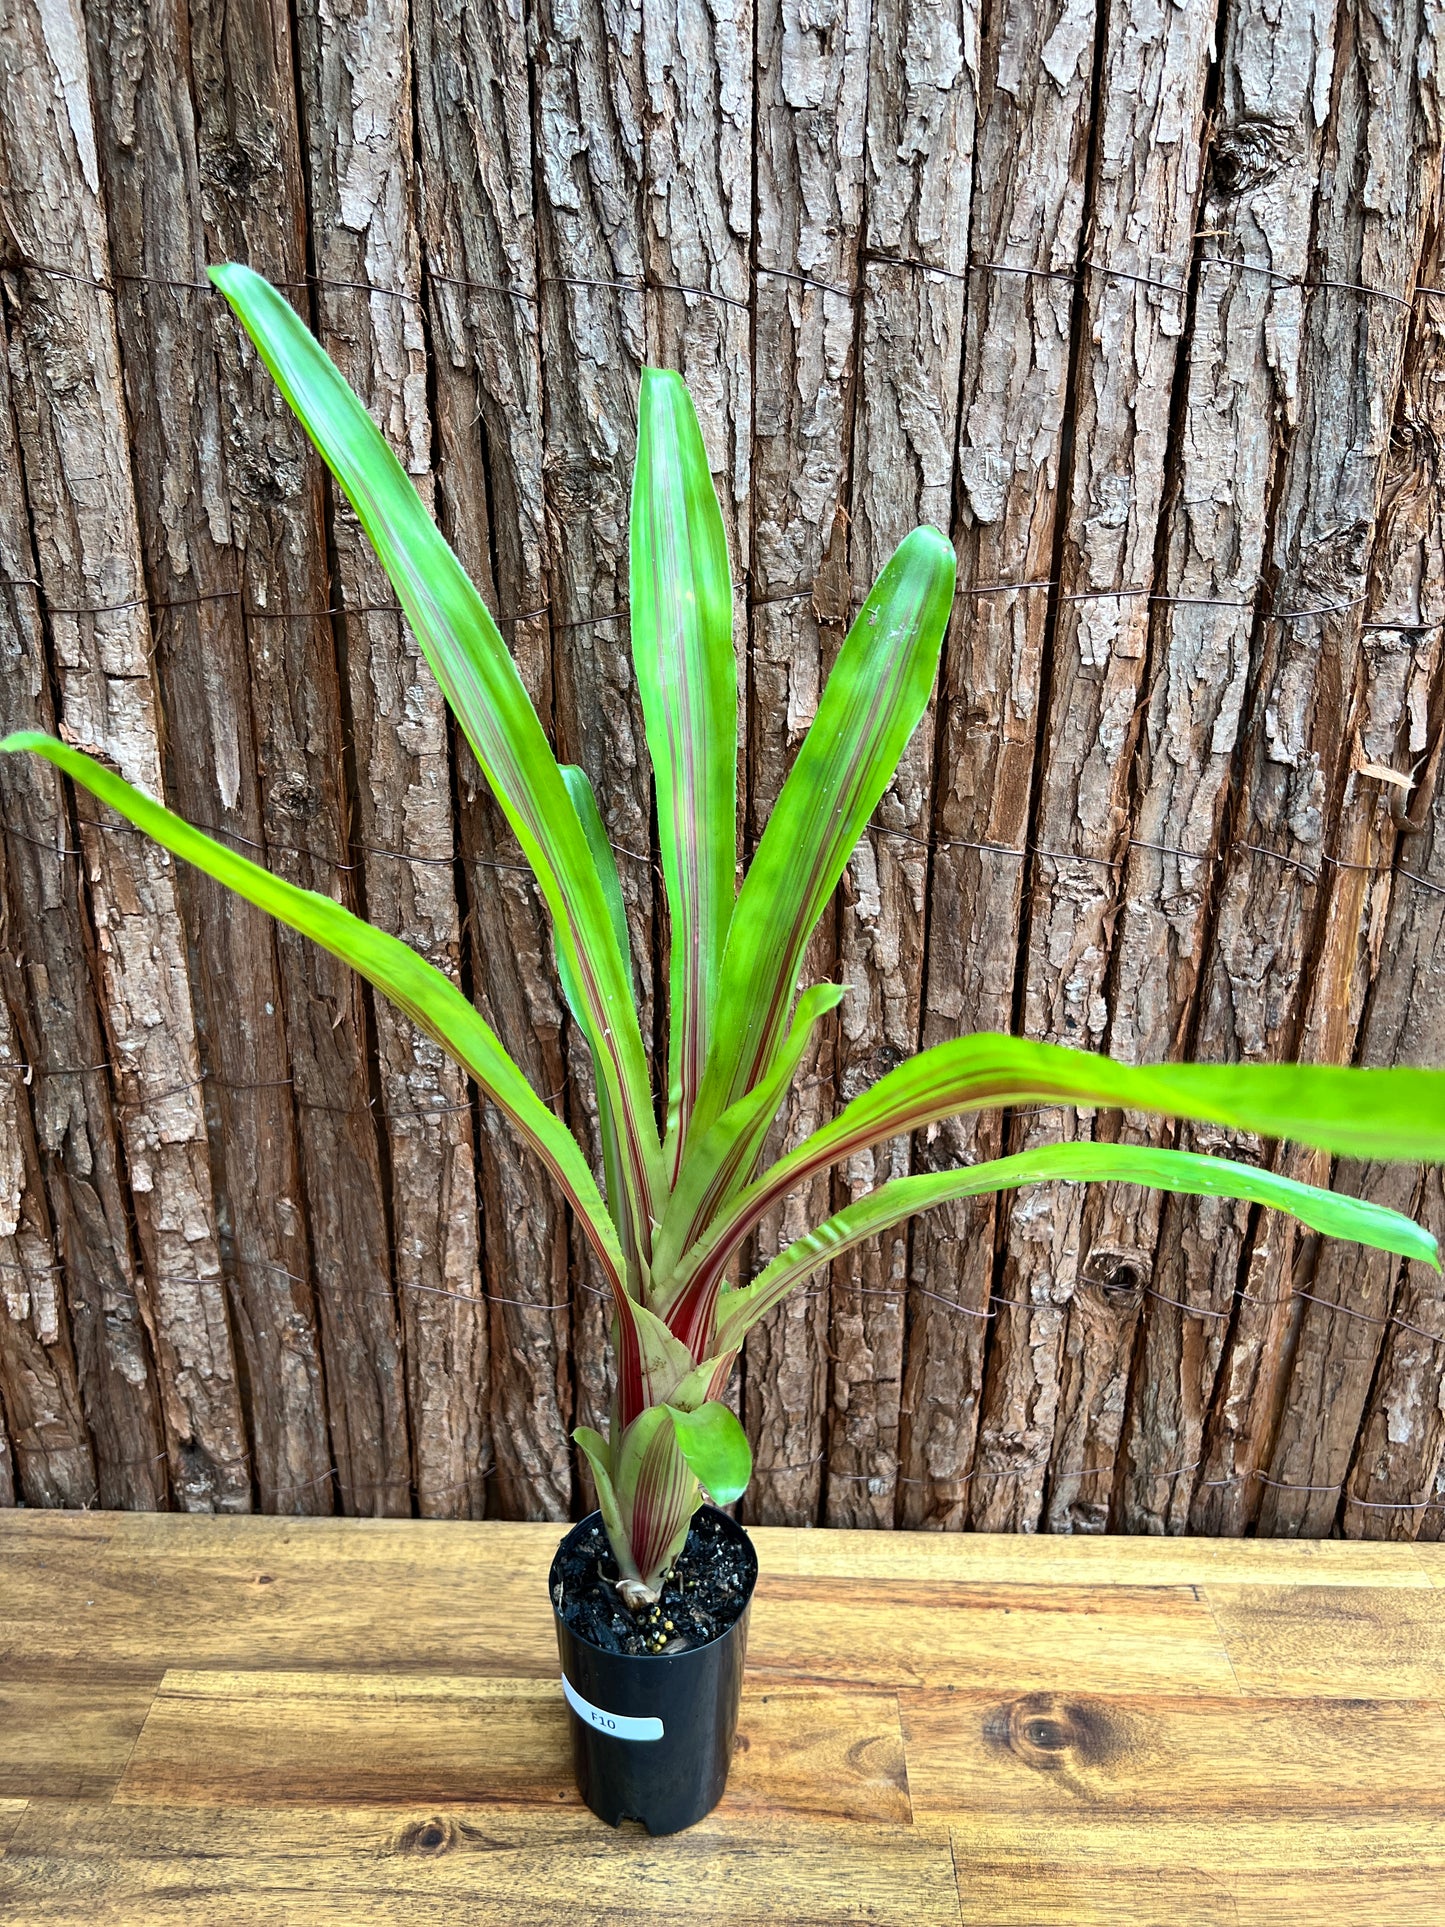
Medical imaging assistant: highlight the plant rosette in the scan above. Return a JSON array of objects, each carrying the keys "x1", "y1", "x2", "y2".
[{"x1": 9, "y1": 266, "x2": 1444, "y2": 1834}]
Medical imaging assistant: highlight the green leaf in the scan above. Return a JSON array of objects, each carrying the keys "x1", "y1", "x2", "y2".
[
  {"x1": 556, "y1": 766, "x2": 632, "y2": 1256},
  {"x1": 652, "y1": 980, "x2": 846, "y2": 1300},
  {"x1": 208, "y1": 263, "x2": 663, "y2": 1259},
  {"x1": 1, "y1": 732, "x2": 628, "y2": 1306},
  {"x1": 573, "y1": 1426, "x2": 641, "y2": 1588},
  {"x1": 714, "y1": 1141, "x2": 1440, "y2": 1352},
  {"x1": 558, "y1": 765, "x2": 632, "y2": 985},
  {"x1": 689, "y1": 525, "x2": 955, "y2": 1144},
  {"x1": 631, "y1": 368, "x2": 738, "y2": 1171},
  {"x1": 689, "y1": 1034, "x2": 1445, "y2": 1300},
  {"x1": 663, "y1": 1400, "x2": 752, "y2": 1507}
]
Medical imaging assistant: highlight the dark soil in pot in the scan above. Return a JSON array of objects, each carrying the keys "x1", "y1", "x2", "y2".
[{"x1": 551, "y1": 1507, "x2": 753, "y2": 1655}]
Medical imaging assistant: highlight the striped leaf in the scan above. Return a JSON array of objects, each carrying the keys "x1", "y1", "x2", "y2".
[
  {"x1": 631, "y1": 369, "x2": 737, "y2": 1173},
  {"x1": 687, "y1": 524, "x2": 956, "y2": 1146},
  {"x1": 714, "y1": 1141, "x2": 1440, "y2": 1353},
  {"x1": 208, "y1": 263, "x2": 664, "y2": 1261},
  {"x1": 556, "y1": 765, "x2": 633, "y2": 1260},
  {"x1": 616, "y1": 1407, "x2": 700, "y2": 1594}
]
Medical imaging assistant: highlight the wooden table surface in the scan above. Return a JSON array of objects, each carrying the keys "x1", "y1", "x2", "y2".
[{"x1": 2, "y1": 1514, "x2": 1444, "y2": 1924}]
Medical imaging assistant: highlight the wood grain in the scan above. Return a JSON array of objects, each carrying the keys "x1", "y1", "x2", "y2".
[
  {"x1": 903, "y1": 1686, "x2": 1445, "y2": 1820},
  {"x1": 113, "y1": 1671, "x2": 910, "y2": 1823},
  {"x1": 1205, "y1": 1582, "x2": 1445, "y2": 1698},
  {"x1": 0, "y1": 1805, "x2": 964, "y2": 1925},
  {"x1": 953, "y1": 1828, "x2": 1445, "y2": 1927},
  {"x1": 5, "y1": 1514, "x2": 1445, "y2": 1919}
]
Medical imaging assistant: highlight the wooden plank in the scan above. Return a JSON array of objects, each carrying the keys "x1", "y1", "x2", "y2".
[
  {"x1": 748, "y1": 1579, "x2": 1237, "y2": 1695},
  {"x1": 0, "y1": 1674, "x2": 161, "y2": 1801},
  {"x1": 185, "y1": 0, "x2": 411, "y2": 1519},
  {"x1": 742, "y1": 0, "x2": 866, "y2": 1539},
  {"x1": 0, "y1": 1806, "x2": 962, "y2": 1926},
  {"x1": 527, "y1": 0, "x2": 652, "y2": 1488},
  {"x1": 2, "y1": 1511, "x2": 1432, "y2": 1601},
  {"x1": 903, "y1": 1686, "x2": 1445, "y2": 1821},
  {"x1": 0, "y1": 1801, "x2": 26, "y2": 1853},
  {"x1": 822, "y1": 0, "x2": 976, "y2": 1530},
  {"x1": 412, "y1": 0, "x2": 566, "y2": 1520},
  {"x1": 1257, "y1": 201, "x2": 1445, "y2": 1538},
  {"x1": 749, "y1": 1524, "x2": 1433, "y2": 1590},
  {"x1": 0, "y1": 349, "x2": 166, "y2": 1513},
  {"x1": 83, "y1": 0, "x2": 336, "y2": 1516},
  {"x1": 952, "y1": 1826, "x2": 1445, "y2": 1927},
  {"x1": 0, "y1": 982, "x2": 95, "y2": 1505},
  {"x1": 1105, "y1": 0, "x2": 1338, "y2": 1537},
  {"x1": 113, "y1": 1672, "x2": 909, "y2": 1824},
  {"x1": 1208, "y1": 1583, "x2": 1445, "y2": 1698}
]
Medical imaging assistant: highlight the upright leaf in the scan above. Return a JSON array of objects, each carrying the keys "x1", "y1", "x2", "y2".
[
  {"x1": 208, "y1": 264, "x2": 664, "y2": 1258},
  {"x1": 631, "y1": 369, "x2": 737, "y2": 1171},
  {"x1": 653, "y1": 980, "x2": 845, "y2": 1301},
  {"x1": 689, "y1": 525, "x2": 956, "y2": 1144},
  {"x1": 556, "y1": 766, "x2": 633, "y2": 1258}
]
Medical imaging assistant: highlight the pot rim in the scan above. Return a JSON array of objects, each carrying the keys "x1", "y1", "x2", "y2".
[{"x1": 549, "y1": 1504, "x2": 758, "y2": 1664}]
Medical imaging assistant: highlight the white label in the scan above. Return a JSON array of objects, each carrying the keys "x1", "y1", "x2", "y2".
[{"x1": 561, "y1": 1672, "x2": 664, "y2": 1742}]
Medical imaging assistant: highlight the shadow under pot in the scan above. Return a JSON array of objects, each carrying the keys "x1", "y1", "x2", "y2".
[{"x1": 550, "y1": 1505, "x2": 758, "y2": 1835}]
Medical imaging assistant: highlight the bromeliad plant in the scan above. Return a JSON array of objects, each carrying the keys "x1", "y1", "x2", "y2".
[{"x1": 8, "y1": 266, "x2": 1444, "y2": 1609}]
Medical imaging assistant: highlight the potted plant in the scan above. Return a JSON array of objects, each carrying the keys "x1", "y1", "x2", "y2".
[{"x1": 8, "y1": 266, "x2": 1442, "y2": 1835}]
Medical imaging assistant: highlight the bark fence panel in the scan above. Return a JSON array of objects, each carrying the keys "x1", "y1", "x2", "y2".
[{"x1": 1, "y1": 0, "x2": 1443, "y2": 1536}]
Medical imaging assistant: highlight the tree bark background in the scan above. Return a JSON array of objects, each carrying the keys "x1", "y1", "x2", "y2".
[{"x1": 3, "y1": 0, "x2": 1444, "y2": 1537}]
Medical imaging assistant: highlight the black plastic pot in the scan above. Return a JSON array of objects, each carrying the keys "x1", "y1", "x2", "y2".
[{"x1": 550, "y1": 1507, "x2": 758, "y2": 1835}]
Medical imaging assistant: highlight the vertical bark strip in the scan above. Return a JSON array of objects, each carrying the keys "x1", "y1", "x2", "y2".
[
  {"x1": 1337, "y1": 605, "x2": 1445, "y2": 1540},
  {"x1": 0, "y1": 968, "x2": 97, "y2": 1505},
  {"x1": 972, "y1": 0, "x2": 1215, "y2": 1533},
  {"x1": 743, "y1": 0, "x2": 868, "y2": 1529},
  {"x1": 1, "y1": 0, "x2": 249, "y2": 1511},
  {"x1": 904, "y1": 0, "x2": 1097, "y2": 1530},
  {"x1": 0, "y1": 310, "x2": 168, "y2": 1510},
  {"x1": 529, "y1": 0, "x2": 650, "y2": 1484},
  {"x1": 293, "y1": 0, "x2": 487, "y2": 1519},
  {"x1": 824, "y1": 0, "x2": 977, "y2": 1531},
  {"x1": 1103, "y1": 0, "x2": 1339, "y2": 1536},
  {"x1": 417, "y1": 0, "x2": 570, "y2": 1518},
  {"x1": 1258, "y1": 235, "x2": 1445, "y2": 1536},
  {"x1": 184, "y1": 0, "x2": 411, "y2": 1517},
  {"x1": 1185, "y1": 0, "x2": 1445, "y2": 1536},
  {"x1": 84, "y1": 0, "x2": 335, "y2": 1514}
]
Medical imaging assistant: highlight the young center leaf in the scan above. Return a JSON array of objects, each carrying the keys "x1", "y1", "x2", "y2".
[
  {"x1": 631, "y1": 369, "x2": 737, "y2": 1172},
  {"x1": 663, "y1": 1400, "x2": 753, "y2": 1507}
]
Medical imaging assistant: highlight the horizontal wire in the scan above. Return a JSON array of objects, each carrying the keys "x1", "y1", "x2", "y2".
[
  {"x1": 14, "y1": 774, "x2": 1436, "y2": 899},
  {"x1": 6, "y1": 249, "x2": 1433, "y2": 315}
]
